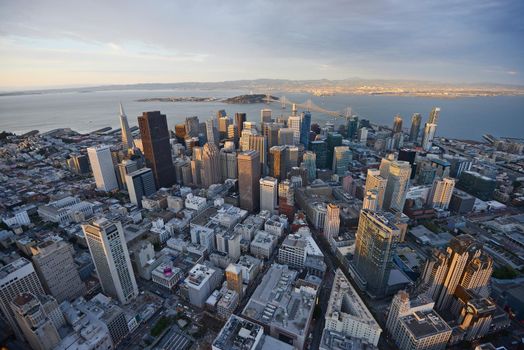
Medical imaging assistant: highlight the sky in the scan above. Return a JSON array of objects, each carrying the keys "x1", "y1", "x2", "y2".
[{"x1": 0, "y1": 0, "x2": 523, "y2": 89}]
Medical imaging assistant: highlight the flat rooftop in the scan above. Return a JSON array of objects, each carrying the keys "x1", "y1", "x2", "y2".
[{"x1": 400, "y1": 310, "x2": 451, "y2": 339}]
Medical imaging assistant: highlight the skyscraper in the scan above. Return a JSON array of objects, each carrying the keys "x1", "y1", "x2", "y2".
[
  {"x1": 259, "y1": 176, "x2": 278, "y2": 213},
  {"x1": 218, "y1": 116, "x2": 231, "y2": 140},
  {"x1": 269, "y1": 145, "x2": 288, "y2": 180},
  {"x1": 346, "y1": 115, "x2": 359, "y2": 140},
  {"x1": 235, "y1": 112, "x2": 247, "y2": 135},
  {"x1": 326, "y1": 132, "x2": 343, "y2": 168},
  {"x1": 248, "y1": 134, "x2": 267, "y2": 175},
  {"x1": 201, "y1": 142, "x2": 221, "y2": 188},
  {"x1": 392, "y1": 114, "x2": 403, "y2": 133},
  {"x1": 421, "y1": 107, "x2": 440, "y2": 151},
  {"x1": 185, "y1": 116, "x2": 200, "y2": 137},
  {"x1": 383, "y1": 161, "x2": 412, "y2": 213},
  {"x1": 353, "y1": 210, "x2": 400, "y2": 297},
  {"x1": 386, "y1": 291, "x2": 451, "y2": 350},
  {"x1": 301, "y1": 151, "x2": 316, "y2": 181},
  {"x1": 324, "y1": 203, "x2": 340, "y2": 240},
  {"x1": 418, "y1": 234, "x2": 492, "y2": 311},
  {"x1": 0, "y1": 258, "x2": 45, "y2": 340},
  {"x1": 409, "y1": 113, "x2": 422, "y2": 142},
  {"x1": 11, "y1": 293, "x2": 62, "y2": 350},
  {"x1": 422, "y1": 123, "x2": 437, "y2": 151},
  {"x1": 237, "y1": 150, "x2": 261, "y2": 212},
  {"x1": 278, "y1": 128, "x2": 295, "y2": 145},
  {"x1": 31, "y1": 239, "x2": 85, "y2": 303},
  {"x1": 219, "y1": 148, "x2": 238, "y2": 181},
  {"x1": 364, "y1": 169, "x2": 387, "y2": 210},
  {"x1": 428, "y1": 177, "x2": 455, "y2": 210},
  {"x1": 264, "y1": 122, "x2": 282, "y2": 149},
  {"x1": 300, "y1": 111, "x2": 312, "y2": 147},
  {"x1": 332, "y1": 146, "x2": 352, "y2": 176},
  {"x1": 138, "y1": 111, "x2": 175, "y2": 188},
  {"x1": 260, "y1": 109, "x2": 272, "y2": 123},
  {"x1": 206, "y1": 117, "x2": 220, "y2": 146},
  {"x1": 125, "y1": 167, "x2": 156, "y2": 207},
  {"x1": 429, "y1": 106, "x2": 440, "y2": 124},
  {"x1": 288, "y1": 115, "x2": 302, "y2": 145},
  {"x1": 87, "y1": 145, "x2": 119, "y2": 192},
  {"x1": 82, "y1": 218, "x2": 138, "y2": 304},
  {"x1": 309, "y1": 140, "x2": 328, "y2": 169},
  {"x1": 119, "y1": 103, "x2": 135, "y2": 151}
]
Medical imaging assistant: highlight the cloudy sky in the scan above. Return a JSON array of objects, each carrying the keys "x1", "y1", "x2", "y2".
[{"x1": 0, "y1": 0, "x2": 522, "y2": 89}]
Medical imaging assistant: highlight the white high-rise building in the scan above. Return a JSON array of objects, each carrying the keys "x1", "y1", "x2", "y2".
[
  {"x1": 87, "y1": 145, "x2": 118, "y2": 192},
  {"x1": 358, "y1": 127, "x2": 368, "y2": 143},
  {"x1": 324, "y1": 204, "x2": 340, "y2": 239},
  {"x1": 429, "y1": 177, "x2": 455, "y2": 210},
  {"x1": 125, "y1": 167, "x2": 156, "y2": 207},
  {"x1": 259, "y1": 176, "x2": 278, "y2": 213},
  {"x1": 386, "y1": 291, "x2": 451, "y2": 350},
  {"x1": 119, "y1": 103, "x2": 135, "y2": 150},
  {"x1": 82, "y1": 218, "x2": 138, "y2": 304},
  {"x1": 288, "y1": 115, "x2": 302, "y2": 145},
  {"x1": 383, "y1": 161, "x2": 412, "y2": 213},
  {"x1": 364, "y1": 169, "x2": 387, "y2": 210},
  {"x1": 422, "y1": 108, "x2": 440, "y2": 151},
  {"x1": 0, "y1": 258, "x2": 45, "y2": 340},
  {"x1": 421, "y1": 123, "x2": 437, "y2": 151}
]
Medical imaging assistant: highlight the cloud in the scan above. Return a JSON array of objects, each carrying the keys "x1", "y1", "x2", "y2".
[{"x1": 0, "y1": 0, "x2": 522, "y2": 87}]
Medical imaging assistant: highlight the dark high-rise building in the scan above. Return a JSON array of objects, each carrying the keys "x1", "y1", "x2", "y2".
[
  {"x1": 300, "y1": 111, "x2": 311, "y2": 148},
  {"x1": 409, "y1": 113, "x2": 422, "y2": 142},
  {"x1": 326, "y1": 132, "x2": 343, "y2": 169},
  {"x1": 138, "y1": 111, "x2": 175, "y2": 188},
  {"x1": 235, "y1": 113, "x2": 247, "y2": 135},
  {"x1": 346, "y1": 116, "x2": 359, "y2": 140},
  {"x1": 237, "y1": 150, "x2": 260, "y2": 212},
  {"x1": 309, "y1": 140, "x2": 328, "y2": 169},
  {"x1": 392, "y1": 114, "x2": 403, "y2": 134},
  {"x1": 398, "y1": 148, "x2": 417, "y2": 164}
]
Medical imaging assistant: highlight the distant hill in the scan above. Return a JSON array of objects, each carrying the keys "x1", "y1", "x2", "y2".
[
  {"x1": 222, "y1": 94, "x2": 279, "y2": 104},
  {"x1": 1, "y1": 78, "x2": 523, "y2": 98}
]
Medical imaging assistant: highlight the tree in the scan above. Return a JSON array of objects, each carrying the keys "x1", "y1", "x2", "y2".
[{"x1": 493, "y1": 265, "x2": 518, "y2": 280}]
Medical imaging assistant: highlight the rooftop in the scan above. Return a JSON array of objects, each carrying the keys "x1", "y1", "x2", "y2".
[
  {"x1": 326, "y1": 269, "x2": 381, "y2": 330},
  {"x1": 400, "y1": 309, "x2": 451, "y2": 339},
  {"x1": 213, "y1": 315, "x2": 263, "y2": 350}
]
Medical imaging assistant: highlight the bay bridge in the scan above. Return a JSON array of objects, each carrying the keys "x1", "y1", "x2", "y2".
[{"x1": 266, "y1": 94, "x2": 353, "y2": 119}]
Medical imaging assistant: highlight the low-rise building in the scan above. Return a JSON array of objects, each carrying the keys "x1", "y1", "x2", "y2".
[
  {"x1": 250, "y1": 231, "x2": 278, "y2": 259},
  {"x1": 151, "y1": 263, "x2": 183, "y2": 290},
  {"x1": 324, "y1": 269, "x2": 382, "y2": 347}
]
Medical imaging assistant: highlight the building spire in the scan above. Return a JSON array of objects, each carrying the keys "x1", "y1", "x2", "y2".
[
  {"x1": 119, "y1": 103, "x2": 134, "y2": 150},
  {"x1": 119, "y1": 102, "x2": 126, "y2": 117}
]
